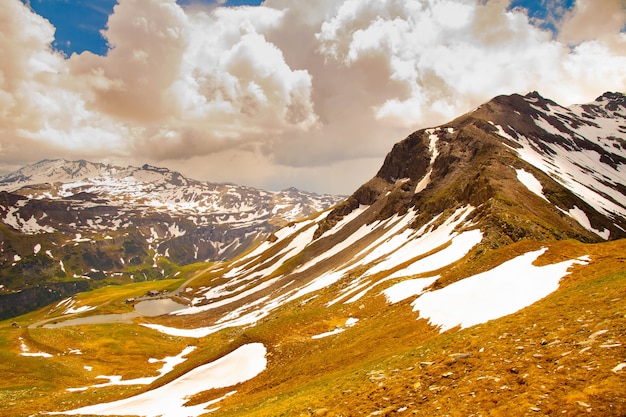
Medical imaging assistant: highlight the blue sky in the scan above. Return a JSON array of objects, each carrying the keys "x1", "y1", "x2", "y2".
[
  {"x1": 510, "y1": 0, "x2": 575, "y2": 32},
  {"x1": 23, "y1": 0, "x2": 264, "y2": 56}
]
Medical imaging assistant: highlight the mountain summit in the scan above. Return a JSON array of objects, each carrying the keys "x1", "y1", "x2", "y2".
[
  {"x1": 317, "y1": 91, "x2": 626, "y2": 246},
  {"x1": 4, "y1": 92, "x2": 626, "y2": 416}
]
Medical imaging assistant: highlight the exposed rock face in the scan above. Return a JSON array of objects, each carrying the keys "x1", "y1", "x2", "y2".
[{"x1": 317, "y1": 91, "x2": 626, "y2": 246}]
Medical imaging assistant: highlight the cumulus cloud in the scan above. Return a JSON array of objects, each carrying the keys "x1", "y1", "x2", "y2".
[
  {"x1": 67, "y1": 0, "x2": 318, "y2": 161},
  {"x1": 315, "y1": 0, "x2": 626, "y2": 126},
  {"x1": 0, "y1": 0, "x2": 130, "y2": 166},
  {"x1": 1, "y1": 0, "x2": 625, "y2": 194},
  {"x1": 558, "y1": 0, "x2": 626, "y2": 52}
]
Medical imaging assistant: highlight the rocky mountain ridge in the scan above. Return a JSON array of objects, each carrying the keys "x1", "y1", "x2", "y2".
[
  {"x1": 316, "y1": 91, "x2": 626, "y2": 244},
  {"x1": 0, "y1": 159, "x2": 341, "y2": 221}
]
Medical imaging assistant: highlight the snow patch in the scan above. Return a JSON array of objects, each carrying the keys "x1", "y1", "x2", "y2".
[
  {"x1": 53, "y1": 343, "x2": 267, "y2": 417},
  {"x1": 567, "y1": 206, "x2": 610, "y2": 240},
  {"x1": 318, "y1": 205, "x2": 369, "y2": 239},
  {"x1": 167, "y1": 223, "x2": 186, "y2": 238},
  {"x1": 516, "y1": 169, "x2": 549, "y2": 202},
  {"x1": 382, "y1": 276, "x2": 439, "y2": 304},
  {"x1": 311, "y1": 318, "x2": 359, "y2": 339},
  {"x1": 410, "y1": 249, "x2": 589, "y2": 332},
  {"x1": 19, "y1": 337, "x2": 53, "y2": 358},
  {"x1": 64, "y1": 304, "x2": 96, "y2": 315},
  {"x1": 4, "y1": 207, "x2": 55, "y2": 234}
]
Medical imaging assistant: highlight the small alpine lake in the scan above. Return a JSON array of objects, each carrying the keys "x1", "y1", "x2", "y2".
[{"x1": 42, "y1": 298, "x2": 187, "y2": 328}]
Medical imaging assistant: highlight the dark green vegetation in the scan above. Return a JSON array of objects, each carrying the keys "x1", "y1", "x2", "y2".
[{"x1": 0, "y1": 222, "x2": 182, "y2": 320}]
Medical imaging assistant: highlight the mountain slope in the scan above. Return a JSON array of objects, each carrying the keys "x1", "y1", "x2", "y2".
[
  {"x1": 0, "y1": 159, "x2": 341, "y2": 225},
  {"x1": 1, "y1": 91, "x2": 625, "y2": 417}
]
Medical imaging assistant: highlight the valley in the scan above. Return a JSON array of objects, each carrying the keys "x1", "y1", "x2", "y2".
[{"x1": 0, "y1": 162, "x2": 343, "y2": 320}]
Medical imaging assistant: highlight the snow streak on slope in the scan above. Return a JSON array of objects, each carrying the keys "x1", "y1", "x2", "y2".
[
  {"x1": 513, "y1": 167, "x2": 610, "y2": 238},
  {"x1": 516, "y1": 169, "x2": 549, "y2": 202},
  {"x1": 415, "y1": 129, "x2": 441, "y2": 194},
  {"x1": 327, "y1": 207, "x2": 481, "y2": 306},
  {"x1": 567, "y1": 206, "x2": 610, "y2": 239},
  {"x1": 361, "y1": 206, "x2": 477, "y2": 277},
  {"x1": 294, "y1": 206, "x2": 377, "y2": 274},
  {"x1": 144, "y1": 205, "x2": 483, "y2": 337},
  {"x1": 52, "y1": 343, "x2": 267, "y2": 417},
  {"x1": 387, "y1": 249, "x2": 589, "y2": 332},
  {"x1": 176, "y1": 218, "x2": 323, "y2": 317}
]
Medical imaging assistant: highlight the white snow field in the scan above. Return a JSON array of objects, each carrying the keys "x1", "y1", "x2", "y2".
[
  {"x1": 388, "y1": 248, "x2": 590, "y2": 332},
  {"x1": 51, "y1": 343, "x2": 267, "y2": 417}
]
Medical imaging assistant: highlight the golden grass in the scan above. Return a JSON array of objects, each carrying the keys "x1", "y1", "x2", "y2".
[
  {"x1": 202, "y1": 239, "x2": 626, "y2": 416},
  {"x1": 0, "y1": 239, "x2": 624, "y2": 417}
]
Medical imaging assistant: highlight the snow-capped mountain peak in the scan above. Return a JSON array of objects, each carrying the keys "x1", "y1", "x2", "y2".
[{"x1": 0, "y1": 159, "x2": 111, "y2": 189}]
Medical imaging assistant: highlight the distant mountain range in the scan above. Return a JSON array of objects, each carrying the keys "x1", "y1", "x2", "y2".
[{"x1": 0, "y1": 160, "x2": 344, "y2": 318}]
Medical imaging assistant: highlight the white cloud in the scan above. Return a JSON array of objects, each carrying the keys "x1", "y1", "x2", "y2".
[
  {"x1": 315, "y1": 0, "x2": 624, "y2": 127},
  {"x1": 68, "y1": 0, "x2": 317, "y2": 160},
  {"x1": 1, "y1": 0, "x2": 625, "y2": 194},
  {"x1": 0, "y1": 0, "x2": 130, "y2": 163},
  {"x1": 558, "y1": 0, "x2": 626, "y2": 50}
]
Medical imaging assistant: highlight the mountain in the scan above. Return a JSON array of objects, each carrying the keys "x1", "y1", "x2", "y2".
[
  {"x1": 326, "y1": 91, "x2": 626, "y2": 243},
  {"x1": 3, "y1": 92, "x2": 626, "y2": 417},
  {"x1": 0, "y1": 160, "x2": 344, "y2": 318}
]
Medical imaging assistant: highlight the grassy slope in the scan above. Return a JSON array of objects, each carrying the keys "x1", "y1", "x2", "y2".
[
  {"x1": 0, "y1": 239, "x2": 624, "y2": 417},
  {"x1": 205, "y1": 239, "x2": 626, "y2": 417}
]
